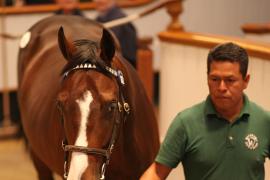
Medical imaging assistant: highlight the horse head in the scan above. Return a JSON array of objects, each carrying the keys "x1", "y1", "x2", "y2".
[{"x1": 56, "y1": 27, "x2": 129, "y2": 180}]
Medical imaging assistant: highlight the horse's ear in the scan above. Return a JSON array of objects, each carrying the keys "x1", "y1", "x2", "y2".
[
  {"x1": 100, "y1": 28, "x2": 115, "y2": 65},
  {"x1": 58, "y1": 27, "x2": 75, "y2": 61}
]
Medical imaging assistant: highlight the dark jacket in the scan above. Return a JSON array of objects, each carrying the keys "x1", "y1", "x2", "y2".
[
  {"x1": 25, "y1": 0, "x2": 53, "y2": 5},
  {"x1": 54, "y1": 8, "x2": 84, "y2": 17},
  {"x1": 96, "y1": 6, "x2": 137, "y2": 68}
]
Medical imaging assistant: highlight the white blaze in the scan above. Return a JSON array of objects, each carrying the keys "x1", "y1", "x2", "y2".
[{"x1": 67, "y1": 90, "x2": 93, "y2": 180}]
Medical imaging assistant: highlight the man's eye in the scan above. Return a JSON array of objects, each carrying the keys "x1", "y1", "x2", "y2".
[
  {"x1": 225, "y1": 79, "x2": 236, "y2": 83},
  {"x1": 211, "y1": 77, "x2": 219, "y2": 82}
]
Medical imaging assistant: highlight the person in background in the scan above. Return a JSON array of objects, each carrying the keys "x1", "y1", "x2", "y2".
[
  {"x1": 4, "y1": 0, "x2": 86, "y2": 8},
  {"x1": 54, "y1": 0, "x2": 84, "y2": 16},
  {"x1": 140, "y1": 42, "x2": 270, "y2": 180},
  {"x1": 24, "y1": 0, "x2": 53, "y2": 5},
  {"x1": 95, "y1": 0, "x2": 137, "y2": 68},
  {"x1": 4, "y1": 0, "x2": 16, "y2": 6},
  {"x1": 4, "y1": 0, "x2": 52, "y2": 6}
]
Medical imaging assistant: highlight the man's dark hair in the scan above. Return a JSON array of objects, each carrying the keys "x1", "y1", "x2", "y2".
[{"x1": 207, "y1": 42, "x2": 249, "y2": 78}]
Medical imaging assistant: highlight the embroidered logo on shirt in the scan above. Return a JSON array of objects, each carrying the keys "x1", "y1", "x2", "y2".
[{"x1": 244, "y1": 134, "x2": 258, "y2": 150}]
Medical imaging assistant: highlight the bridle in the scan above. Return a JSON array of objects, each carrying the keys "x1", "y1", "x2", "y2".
[{"x1": 57, "y1": 62, "x2": 130, "y2": 179}]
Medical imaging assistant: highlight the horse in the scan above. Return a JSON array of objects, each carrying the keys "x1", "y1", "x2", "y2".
[{"x1": 18, "y1": 15, "x2": 160, "y2": 180}]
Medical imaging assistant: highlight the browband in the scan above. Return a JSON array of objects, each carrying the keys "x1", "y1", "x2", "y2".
[{"x1": 63, "y1": 62, "x2": 125, "y2": 85}]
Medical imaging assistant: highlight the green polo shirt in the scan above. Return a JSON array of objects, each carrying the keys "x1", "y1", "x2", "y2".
[{"x1": 156, "y1": 95, "x2": 270, "y2": 180}]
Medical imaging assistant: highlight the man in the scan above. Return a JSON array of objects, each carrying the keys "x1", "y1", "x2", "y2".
[
  {"x1": 24, "y1": 0, "x2": 53, "y2": 5},
  {"x1": 140, "y1": 42, "x2": 270, "y2": 180},
  {"x1": 95, "y1": 0, "x2": 137, "y2": 68}
]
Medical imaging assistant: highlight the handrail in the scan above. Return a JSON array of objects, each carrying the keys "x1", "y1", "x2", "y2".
[
  {"x1": 0, "y1": 0, "x2": 153, "y2": 15},
  {"x1": 159, "y1": 31, "x2": 270, "y2": 60},
  {"x1": 104, "y1": 0, "x2": 178, "y2": 28},
  {"x1": 0, "y1": 0, "x2": 176, "y2": 39},
  {"x1": 242, "y1": 23, "x2": 270, "y2": 34},
  {"x1": 0, "y1": 87, "x2": 17, "y2": 92}
]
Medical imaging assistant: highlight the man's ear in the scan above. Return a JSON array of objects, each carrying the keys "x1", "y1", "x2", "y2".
[
  {"x1": 58, "y1": 26, "x2": 76, "y2": 61},
  {"x1": 243, "y1": 74, "x2": 250, "y2": 89},
  {"x1": 100, "y1": 28, "x2": 115, "y2": 65}
]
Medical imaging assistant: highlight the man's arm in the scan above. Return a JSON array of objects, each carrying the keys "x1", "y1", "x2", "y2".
[{"x1": 140, "y1": 162, "x2": 172, "y2": 180}]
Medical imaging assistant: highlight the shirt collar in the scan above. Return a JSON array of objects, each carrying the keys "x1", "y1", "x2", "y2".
[{"x1": 205, "y1": 94, "x2": 250, "y2": 120}]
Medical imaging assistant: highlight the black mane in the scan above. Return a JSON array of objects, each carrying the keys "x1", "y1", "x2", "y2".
[{"x1": 61, "y1": 39, "x2": 107, "y2": 75}]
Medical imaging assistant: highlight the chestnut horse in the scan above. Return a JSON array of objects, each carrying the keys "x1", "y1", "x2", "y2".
[{"x1": 18, "y1": 15, "x2": 159, "y2": 180}]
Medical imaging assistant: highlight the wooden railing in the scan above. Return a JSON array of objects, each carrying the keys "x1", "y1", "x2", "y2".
[
  {"x1": 241, "y1": 22, "x2": 270, "y2": 43},
  {"x1": 159, "y1": 31, "x2": 270, "y2": 59},
  {"x1": 0, "y1": 0, "x2": 153, "y2": 14},
  {"x1": 242, "y1": 22, "x2": 270, "y2": 34}
]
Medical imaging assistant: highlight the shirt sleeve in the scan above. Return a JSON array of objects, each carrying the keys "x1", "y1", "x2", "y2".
[{"x1": 155, "y1": 113, "x2": 187, "y2": 168}]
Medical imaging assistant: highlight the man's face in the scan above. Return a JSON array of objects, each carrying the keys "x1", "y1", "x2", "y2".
[{"x1": 207, "y1": 61, "x2": 249, "y2": 112}]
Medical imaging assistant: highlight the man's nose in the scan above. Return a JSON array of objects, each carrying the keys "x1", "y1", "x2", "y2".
[{"x1": 218, "y1": 80, "x2": 227, "y2": 91}]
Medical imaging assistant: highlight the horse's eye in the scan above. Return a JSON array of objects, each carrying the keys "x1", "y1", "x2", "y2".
[{"x1": 108, "y1": 101, "x2": 118, "y2": 112}]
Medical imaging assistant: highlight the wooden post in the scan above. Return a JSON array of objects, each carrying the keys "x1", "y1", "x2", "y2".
[
  {"x1": 0, "y1": 3, "x2": 11, "y2": 125},
  {"x1": 166, "y1": 0, "x2": 184, "y2": 32},
  {"x1": 137, "y1": 37, "x2": 153, "y2": 103},
  {"x1": 0, "y1": 4, "x2": 18, "y2": 138}
]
